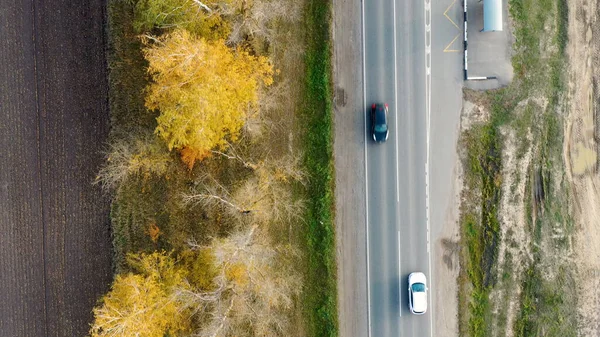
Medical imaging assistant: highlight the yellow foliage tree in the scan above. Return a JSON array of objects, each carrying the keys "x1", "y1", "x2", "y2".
[
  {"x1": 89, "y1": 252, "x2": 190, "y2": 337},
  {"x1": 143, "y1": 29, "x2": 274, "y2": 167}
]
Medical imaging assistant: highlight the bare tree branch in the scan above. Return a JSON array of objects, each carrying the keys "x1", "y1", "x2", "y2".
[
  {"x1": 182, "y1": 192, "x2": 252, "y2": 214},
  {"x1": 191, "y1": 0, "x2": 213, "y2": 13},
  {"x1": 175, "y1": 225, "x2": 301, "y2": 335},
  {"x1": 210, "y1": 141, "x2": 259, "y2": 170}
]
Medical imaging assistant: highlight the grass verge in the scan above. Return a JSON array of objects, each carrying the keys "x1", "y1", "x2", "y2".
[
  {"x1": 300, "y1": 0, "x2": 338, "y2": 335},
  {"x1": 459, "y1": 98, "x2": 508, "y2": 337}
]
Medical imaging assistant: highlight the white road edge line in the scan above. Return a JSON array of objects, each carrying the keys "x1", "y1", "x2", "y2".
[
  {"x1": 393, "y1": 0, "x2": 399, "y2": 205},
  {"x1": 424, "y1": 0, "x2": 433, "y2": 333},
  {"x1": 398, "y1": 231, "x2": 402, "y2": 317},
  {"x1": 393, "y1": 0, "x2": 401, "y2": 324},
  {"x1": 393, "y1": 0, "x2": 402, "y2": 324},
  {"x1": 361, "y1": 0, "x2": 372, "y2": 335}
]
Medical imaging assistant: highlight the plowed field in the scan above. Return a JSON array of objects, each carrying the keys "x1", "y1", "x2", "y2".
[{"x1": 0, "y1": 1, "x2": 112, "y2": 336}]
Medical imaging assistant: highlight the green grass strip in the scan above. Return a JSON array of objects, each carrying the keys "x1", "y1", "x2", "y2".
[
  {"x1": 301, "y1": 0, "x2": 338, "y2": 335},
  {"x1": 462, "y1": 113, "x2": 504, "y2": 337}
]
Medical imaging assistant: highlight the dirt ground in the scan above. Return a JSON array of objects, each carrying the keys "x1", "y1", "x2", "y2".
[
  {"x1": 490, "y1": 111, "x2": 535, "y2": 337},
  {"x1": 0, "y1": 1, "x2": 112, "y2": 336},
  {"x1": 565, "y1": 0, "x2": 600, "y2": 333},
  {"x1": 454, "y1": 0, "x2": 600, "y2": 334},
  {"x1": 433, "y1": 156, "x2": 461, "y2": 337}
]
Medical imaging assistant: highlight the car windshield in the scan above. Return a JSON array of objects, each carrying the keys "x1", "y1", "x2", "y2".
[
  {"x1": 374, "y1": 124, "x2": 388, "y2": 133},
  {"x1": 412, "y1": 283, "x2": 425, "y2": 292}
]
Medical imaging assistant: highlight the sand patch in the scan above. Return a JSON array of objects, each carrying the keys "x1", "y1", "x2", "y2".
[
  {"x1": 564, "y1": 0, "x2": 600, "y2": 333},
  {"x1": 571, "y1": 142, "x2": 597, "y2": 175}
]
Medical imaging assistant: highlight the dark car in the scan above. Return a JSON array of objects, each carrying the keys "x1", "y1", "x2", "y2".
[{"x1": 371, "y1": 103, "x2": 389, "y2": 142}]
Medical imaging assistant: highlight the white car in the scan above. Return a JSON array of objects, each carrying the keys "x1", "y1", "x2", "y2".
[{"x1": 408, "y1": 272, "x2": 428, "y2": 315}]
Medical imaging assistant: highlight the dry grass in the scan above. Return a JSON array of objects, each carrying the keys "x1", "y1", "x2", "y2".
[{"x1": 457, "y1": 0, "x2": 575, "y2": 332}]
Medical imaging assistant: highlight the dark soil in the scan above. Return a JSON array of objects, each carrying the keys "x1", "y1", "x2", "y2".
[{"x1": 0, "y1": 1, "x2": 112, "y2": 336}]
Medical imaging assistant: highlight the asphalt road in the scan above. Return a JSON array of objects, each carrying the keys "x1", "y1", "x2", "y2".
[
  {"x1": 332, "y1": 0, "x2": 466, "y2": 332},
  {"x1": 0, "y1": 1, "x2": 112, "y2": 336},
  {"x1": 363, "y1": 0, "x2": 431, "y2": 335}
]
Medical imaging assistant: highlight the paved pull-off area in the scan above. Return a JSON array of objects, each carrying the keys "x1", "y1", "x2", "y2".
[{"x1": 0, "y1": 1, "x2": 112, "y2": 336}]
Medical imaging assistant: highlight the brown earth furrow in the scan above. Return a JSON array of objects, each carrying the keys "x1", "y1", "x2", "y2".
[
  {"x1": 0, "y1": 2, "x2": 47, "y2": 336},
  {"x1": 0, "y1": 0, "x2": 112, "y2": 336}
]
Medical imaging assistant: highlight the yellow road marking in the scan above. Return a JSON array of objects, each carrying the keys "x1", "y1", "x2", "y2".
[
  {"x1": 444, "y1": 0, "x2": 460, "y2": 30},
  {"x1": 443, "y1": 33, "x2": 461, "y2": 52}
]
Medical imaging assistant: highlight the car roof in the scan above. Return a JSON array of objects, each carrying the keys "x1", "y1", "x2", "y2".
[
  {"x1": 412, "y1": 292, "x2": 427, "y2": 313},
  {"x1": 375, "y1": 105, "x2": 386, "y2": 124}
]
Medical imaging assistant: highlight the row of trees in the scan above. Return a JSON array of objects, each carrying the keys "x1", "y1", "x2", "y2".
[
  {"x1": 91, "y1": 226, "x2": 299, "y2": 337},
  {"x1": 92, "y1": 0, "x2": 304, "y2": 336},
  {"x1": 93, "y1": 145, "x2": 305, "y2": 335}
]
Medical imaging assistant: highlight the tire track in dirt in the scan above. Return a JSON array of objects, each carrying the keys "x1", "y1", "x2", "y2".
[
  {"x1": 566, "y1": 0, "x2": 600, "y2": 334},
  {"x1": 563, "y1": 0, "x2": 600, "y2": 334},
  {"x1": 0, "y1": 1, "x2": 112, "y2": 336}
]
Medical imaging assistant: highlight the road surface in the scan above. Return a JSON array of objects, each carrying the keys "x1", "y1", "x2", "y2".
[
  {"x1": 334, "y1": 0, "x2": 465, "y2": 333},
  {"x1": 357, "y1": 0, "x2": 465, "y2": 334},
  {"x1": 362, "y1": 0, "x2": 431, "y2": 334}
]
